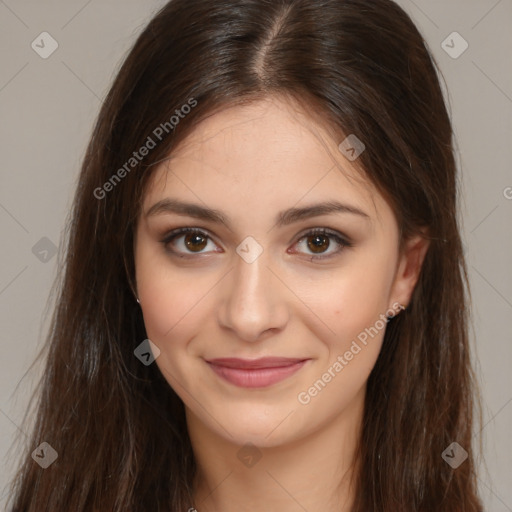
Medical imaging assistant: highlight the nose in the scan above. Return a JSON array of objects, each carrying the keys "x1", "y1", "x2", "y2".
[{"x1": 217, "y1": 249, "x2": 289, "y2": 342}]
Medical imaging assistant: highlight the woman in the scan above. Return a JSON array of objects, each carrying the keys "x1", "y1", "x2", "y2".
[{"x1": 8, "y1": 0, "x2": 483, "y2": 510}]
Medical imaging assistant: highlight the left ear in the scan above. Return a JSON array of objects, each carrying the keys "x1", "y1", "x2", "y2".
[{"x1": 389, "y1": 229, "x2": 430, "y2": 309}]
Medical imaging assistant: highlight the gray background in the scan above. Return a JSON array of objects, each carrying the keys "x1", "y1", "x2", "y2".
[{"x1": 0, "y1": 0, "x2": 511, "y2": 509}]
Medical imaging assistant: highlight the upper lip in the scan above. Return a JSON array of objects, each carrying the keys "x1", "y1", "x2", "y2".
[{"x1": 206, "y1": 357, "x2": 308, "y2": 369}]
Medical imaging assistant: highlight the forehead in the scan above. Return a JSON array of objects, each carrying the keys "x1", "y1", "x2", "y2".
[{"x1": 143, "y1": 96, "x2": 385, "y2": 223}]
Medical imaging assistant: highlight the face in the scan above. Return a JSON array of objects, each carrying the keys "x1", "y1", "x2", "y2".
[{"x1": 134, "y1": 96, "x2": 427, "y2": 448}]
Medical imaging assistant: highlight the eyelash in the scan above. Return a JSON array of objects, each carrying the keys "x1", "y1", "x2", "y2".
[{"x1": 160, "y1": 227, "x2": 353, "y2": 261}]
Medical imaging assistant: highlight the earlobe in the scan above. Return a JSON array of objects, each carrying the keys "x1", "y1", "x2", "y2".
[{"x1": 390, "y1": 231, "x2": 430, "y2": 310}]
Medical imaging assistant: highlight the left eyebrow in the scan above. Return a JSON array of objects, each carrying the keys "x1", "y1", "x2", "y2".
[
  {"x1": 145, "y1": 198, "x2": 371, "y2": 229},
  {"x1": 276, "y1": 201, "x2": 371, "y2": 227}
]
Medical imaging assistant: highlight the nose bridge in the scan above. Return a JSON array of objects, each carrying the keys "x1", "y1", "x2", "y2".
[{"x1": 218, "y1": 247, "x2": 287, "y2": 341}]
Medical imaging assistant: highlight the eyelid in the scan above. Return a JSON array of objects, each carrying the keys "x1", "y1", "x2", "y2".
[
  {"x1": 291, "y1": 227, "x2": 352, "y2": 260},
  {"x1": 295, "y1": 226, "x2": 352, "y2": 245},
  {"x1": 160, "y1": 227, "x2": 219, "y2": 255},
  {"x1": 160, "y1": 226, "x2": 215, "y2": 242}
]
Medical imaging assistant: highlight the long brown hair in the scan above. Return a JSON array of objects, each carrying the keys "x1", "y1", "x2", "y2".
[{"x1": 7, "y1": 0, "x2": 483, "y2": 510}]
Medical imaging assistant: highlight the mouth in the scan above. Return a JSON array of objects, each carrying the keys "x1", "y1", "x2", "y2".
[{"x1": 205, "y1": 357, "x2": 310, "y2": 388}]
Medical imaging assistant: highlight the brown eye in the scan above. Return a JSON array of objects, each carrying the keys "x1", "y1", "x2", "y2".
[
  {"x1": 306, "y1": 234, "x2": 330, "y2": 253},
  {"x1": 161, "y1": 228, "x2": 218, "y2": 256},
  {"x1": 292, "y1": 228, "x2": 352, "y2": 260},
  {"x1": 184, "y1": 232, "x2": 208, "y2": 252}
]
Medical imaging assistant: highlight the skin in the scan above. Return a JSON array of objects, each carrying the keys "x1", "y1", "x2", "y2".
[{"x1": 134, "y1": 96, "x2": 430, "y2": 512}]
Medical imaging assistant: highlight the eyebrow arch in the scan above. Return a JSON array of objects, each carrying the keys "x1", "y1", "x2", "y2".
[{"x1": 145, "y1": 198, "x2": 370, "y2": 228}]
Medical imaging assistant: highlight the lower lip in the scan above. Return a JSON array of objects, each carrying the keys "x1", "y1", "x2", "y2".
[{"x1": 207, "y1": 360, "x2": 308, "y2": 388}]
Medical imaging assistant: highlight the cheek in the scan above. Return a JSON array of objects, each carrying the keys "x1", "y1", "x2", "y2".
[
  {"x1": 292, "y1": 251, "x2": 395, "y2": 406},
  {"x1": 135, "y1": 237, "x2": 211, "y2": 354},
  {"x1": 137, "y1": 271, "x2": 214, "y2": 390},
  {"x1": 292, "y1": 265, "x2": 391, "y2": 425},
  {"x1": 301, "y1": 255, "x2": 394, "y2": 346},
  {"x1": 138, "y1": 272, "x2": 211, "y2": 349}
]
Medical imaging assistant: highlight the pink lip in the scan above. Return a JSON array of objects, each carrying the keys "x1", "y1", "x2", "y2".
[{"x1": 205, "y1": 357, "x2": 309, "y2": 388}]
